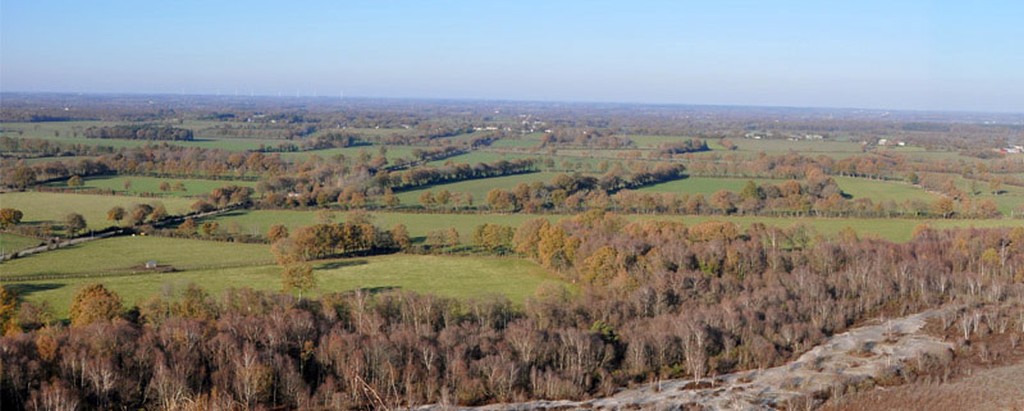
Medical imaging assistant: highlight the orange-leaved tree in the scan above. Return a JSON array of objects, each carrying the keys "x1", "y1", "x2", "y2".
[{"x1": 69, "y1": 283, "x2": 123, "y2": 327}]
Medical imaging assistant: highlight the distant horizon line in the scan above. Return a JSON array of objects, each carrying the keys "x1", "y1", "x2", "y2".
[{"x1": 2, "y1": 90, "x2": 1023, "y2": 116}]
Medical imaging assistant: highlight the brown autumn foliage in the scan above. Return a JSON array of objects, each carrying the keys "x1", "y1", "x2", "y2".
[
  {"x1": 67, "y1": 284, "x2": 123, "y2": 327},
  {"x1": 1, "y1": 223, "x2": 1022, "y2": 409}
]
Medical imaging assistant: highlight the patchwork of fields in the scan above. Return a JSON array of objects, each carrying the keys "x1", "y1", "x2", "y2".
[{"x1": 3, "y1": 123, "x2": 1021, "y2": 327}]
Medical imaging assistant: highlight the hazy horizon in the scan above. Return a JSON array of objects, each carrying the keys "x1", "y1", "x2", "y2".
[{"x1": 3, "y1": 1, "x2": 1023, "y2": 113}]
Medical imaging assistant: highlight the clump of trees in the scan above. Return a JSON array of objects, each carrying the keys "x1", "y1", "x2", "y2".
[
  {"x1": 654, "y1": 138, "x2": 710, "y2": 156},
  {"x1": 84, "y1": 124, "x2": 194, "y2": 141},
  {"x1": 63, "y1": 213, "x2": 86, "y2": 236},
  {"x1": 540, "y1": 128, "x2": 634, "y2": 149},
  {"x1": 381, "y1": 159, "x2": 537, "y2": 192},
  {"x1": 482, "y1": 165, "x2": 686, "y2": 213},
  {"x1": 0, "y1": 208, "x2": 24, "y2": 228},
  {"x1": 68, "y1": 283, "x2": 123, "y2": 327},
  {"x1": 472, "y1": 223, "x2": 515, "y2": 253},
  {"x1": 271, "y1": 219, "x2": 403, "y2": 262}
]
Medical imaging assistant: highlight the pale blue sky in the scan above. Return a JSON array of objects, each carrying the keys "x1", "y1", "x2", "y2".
[{"x1": 2, "y1": 1, "x2": 1022, "y2": 111}]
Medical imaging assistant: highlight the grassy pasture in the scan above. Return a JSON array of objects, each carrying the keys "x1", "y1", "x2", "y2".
[
  {"x1": 337, "y1": 127, "x2": 419, "y2": 139},
  {"x1": 637, "y1": 175, "x2": 938, "y2": 204},
  {"x1": 830, "y1": 177, "x2": 937, "y2": 203},
  {"x1": 489, "y1": 133, "x2": 545, "y2": 148},
  {"x1": 734, "y1": 138, "x2": 866, "y2": 155},
  {"x1": 6, "y1": 252, "x2": 561, "y2": 317},
  {"x1": 0, "y1": 236, "x2": 273, "y2": 280},
  {"x1": 0, "y1": 232, "x2": 43, "y2": 254},
  {"x1": 638, "y1": 177, "x2": 789, "y2": 196},
  {"x1": 0, "y1": 192, "x2": 194, "y2": 230},
  {"x1": 45, "y1": 175, "x2": 257, "y2": 197},
  {"x1": 208, "y1": 209, "x2": 557, "y2": 241},
  {"x1": 426, "y1": 151, "x2": 540, "y2": 166},
  {"x1": 279, "y1": 145, "x2": 419, "y2": 162},
  {"x1": 1, "y1": 121, "x2": 285, "y2": 151},
  {"x1": 208, "y1": 208, "x2": 1024, "y2": 245},
  {"x1": 622, "y1": 135, "x2": 708, "y2": 149},
  {"x1": 395, "y1": 172, "x2": 564, "y2": 205},
  {"x1": 949, "y1": 175, "x2": 1024, "y2": 215}
]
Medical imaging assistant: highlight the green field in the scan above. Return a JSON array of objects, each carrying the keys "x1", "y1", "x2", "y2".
[
  {"x1": 949, "y1": 175, "x2": 1024, "y2": 216},
  {"x1": 396, "y1": 172, "x2": 564, "y2": 205},
  {"x1": 735, "y1": 138, "x2": 866, "y2": 157},
  {"x1": 1, "y1": 121, "x2": 286, "y2": 151},
  {"x1": 280, "y1": 144, "x2": 419, "y2": 162},
  {"x1": 6, "y1": 253, "x2": 562, "y2": 317},
  {"x1": 0, "y1": 192, "x2": 194, "y2": 230},
  {"x1": 334, "y1": 127, "x2": 419, "y2": 139},
  {"x1": 209, "y1": 209, "x2": 556, "y2": 241},
  {"x1": 638, "y1": 176, "x2": 789, "y2": 195},
  {"x1": 637, "y1": 175, "x2": 938, "y2": 204},
  {"x1": 46, "y1": 175, "x2": 257, "y2": 197},
  {"x1": 204, "y1": 207, "x2": 1024, "y2": 244},
  {"x1": 0, "y1": 232, "x2": 43, "y2": 254},
  {"x1": 0, "y1": 236, "x2": 274, "y2": 279},
  {"x1": 623, "y1": 135, "x2": 710, "y2": 149},
  {"x1": 489, "y1": 133, "x2": 545, "y2": 148},
  {"x1": 427, "y1": 150, "x2": 540, "y2": 166},
  {"x1": 830, "y1": 176, "x2": 937, "y2": 203}
]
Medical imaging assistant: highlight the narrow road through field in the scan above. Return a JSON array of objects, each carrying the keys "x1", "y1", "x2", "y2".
[{"x1": 2, "y1": 204, "x2": 243, "y2": 260}]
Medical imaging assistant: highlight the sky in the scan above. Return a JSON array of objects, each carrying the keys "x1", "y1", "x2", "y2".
[{"x1": 2, "y1": 1, "x2": 1023, "y2": 112}]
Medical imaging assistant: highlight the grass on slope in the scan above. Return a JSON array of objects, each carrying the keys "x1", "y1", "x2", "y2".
[
  {"x1": 209, "y1": 210, "x2": 556, "y2": 241},
  {"x1": 425, "y1": 151, "x2": 540, "y2": 166},
  {"x1": 638, "y1": 177, "x2": 789, "y2": 195},
  {"x1": 0, "y1": 121, "x2": 283, "y2": 151},
  {"x1": 7, "y1": 254, "x2": 562, "y2": 318},
  {"x1": 950, "y1": 175, "x2": 1024, "y2": 216},
  {"x1": 211, "y1": 206, "x2": 1024, "y2": 245},
  {"x1": 279, "y1": 145, "x2": 418, "y2": 162},
  {"x1": 0, "y1": 236, "x2": 273, "y2": 279},
  {"x1": 46, "y1": 175, "x2": 257, "y2": 198},
  {"x1": 0, "y1": 232, "x2": 43, "y2": 254},
  {"x1": 638, "y1": 176, "x2": 938, "y2": 204},
  {"x1": 0, "y1": 192, "x2": 194, "y2": 230},
  {"x1": 831, "y1": 177, "x2": 937, "y2": 203},
  {"x1": 395, "y1": 172, "x2": 564, "y2": 205}
]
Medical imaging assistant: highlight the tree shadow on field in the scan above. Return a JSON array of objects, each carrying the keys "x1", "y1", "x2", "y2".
[
  {"x1": 7, "y1": 283, "x2": 64, "y2": 299},
  {"x1": 316, "y1": 259, "x2": 368, "y2": 270},
  {"x1": 348, "y1": 286, "x2": 400, "y2": 296},
  {"x1": 212, "y1": 210, "x2": 249, "y2": 219}
]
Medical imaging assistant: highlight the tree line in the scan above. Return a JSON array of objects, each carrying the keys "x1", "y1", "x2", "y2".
[{"x1": 84, "y1": 124, "x2": 194, "y2": 141}]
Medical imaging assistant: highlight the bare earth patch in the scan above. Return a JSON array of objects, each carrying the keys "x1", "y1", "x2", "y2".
[{"x1": 823, "y1": 361, "x2": 1024, "y2": 411}]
